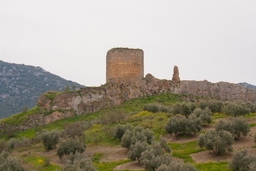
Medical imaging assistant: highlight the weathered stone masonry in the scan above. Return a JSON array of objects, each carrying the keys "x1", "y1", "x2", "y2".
[{"x1": 106, "y1": 48, "x2": 144, "y2": 83}]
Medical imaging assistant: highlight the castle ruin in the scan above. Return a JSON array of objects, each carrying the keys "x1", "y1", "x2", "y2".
[{"x1": 106, "y1": 48, "x2": 144, "y2": 83}]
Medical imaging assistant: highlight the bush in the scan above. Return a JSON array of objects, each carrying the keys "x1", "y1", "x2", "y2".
[
  {"x1": 5, "y1": 138, "x2": 32, "y2": 151},
  {"x1": 192, "y1": 107, "x2": 212, "y2": 124},
  {"x1": 127, "y1": 141, "x2": 148, "y2": 163},
  {"x1": 0, "y1": 140, "x2": 6, "y2": 153},
  {"x1": 64, "y1": 122, "x2": 85, "y2": 140},
  {"x1": 41, "y1": 130, "x2": 60, "y2": 151},
  {"x1": 121, "y1": 126, "x2": 153, "y2": 149},
  {"x1": 114, "y1": 123, "x2": 133, "y2": 140},
  {"x1": 143, "y1": 103, "x2": 169, "y2": 113},
  {"x1": 171, "y1": 103, "x2": 181, "y2": 115},
  {"x1": 180, "y1": 102, "x2": 195, "y2": 118},
  {"x1": 99, "y1": 109, "x2": 127, "y2": 125},
  {"x1": 215, "y1": 117, "x2": 250, "y2": 140},
  {"x1": 156, "y1": 161, "x2": 197, "y2": 171},
  {"x1": 0, "y1": 151, "x2": 24, "y2": 171},
  {"x1": 140, "y1": 143, "x2": 172, "y2": 171},
  {"x1": 198, "y1": 129, "x2": 234, "y2": 155},
  {"x1": 165, "y1": 115, "x2": 202, "y2": 136},
  {"x1": 229, "y1": 149, "x2": 256, "y2": 171},
  {"x1": 61, "y1": 152, "x2": 96, "y2": 171},
  {"x1": 222, "y1": 102, "x2": 250, "y2": 117},
  {"x1": 57, "y1": 138, "x2": 85, "y2": 159}
]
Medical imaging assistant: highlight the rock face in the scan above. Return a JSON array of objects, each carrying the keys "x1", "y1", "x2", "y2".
[
  {"x1": 106, "y1": 48, "x2": 144, "y2": 83},
  {"x1": 33, "y1": 75, "x2": 256, "y2": 126},
  {"x1": 172, "y1": 66, "x2": 180, "y2": 83}
]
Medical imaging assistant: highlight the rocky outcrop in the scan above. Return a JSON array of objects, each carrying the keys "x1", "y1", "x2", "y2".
[
  {"x1": 172, "y1": 66, "x2": 180, "y2": 83},
  {"x1": 32, "y1": 74, "x2": 256, "y2": 126}
]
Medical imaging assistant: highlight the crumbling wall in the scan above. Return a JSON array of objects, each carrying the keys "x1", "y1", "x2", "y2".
[{"x1": 106, "y1": 48, "x2": 144, "y2": 83}]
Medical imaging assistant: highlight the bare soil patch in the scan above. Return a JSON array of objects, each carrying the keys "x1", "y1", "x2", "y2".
[
  {"x1": 114, "y1": 161, "x2": 143, "y2": 170},
  {"x1": 85, "y1": 145, "x2": 128, "y2": 162}
]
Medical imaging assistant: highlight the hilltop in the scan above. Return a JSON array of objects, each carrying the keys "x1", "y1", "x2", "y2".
[{"x1": 0, "y1": 60, "x2": 84, "y2": 119}]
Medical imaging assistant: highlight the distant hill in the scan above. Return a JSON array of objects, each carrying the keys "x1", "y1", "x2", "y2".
[
  {"x1": 238, "y1": 82, "x2": 256, "y2": 90},
  {"x1": 0, "y1": 60, "x2": 84, "y2": 119}
]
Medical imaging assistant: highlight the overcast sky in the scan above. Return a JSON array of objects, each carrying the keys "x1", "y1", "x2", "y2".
[{"x1": 0, "y1": 0, "x2": 255, "y2": 86}]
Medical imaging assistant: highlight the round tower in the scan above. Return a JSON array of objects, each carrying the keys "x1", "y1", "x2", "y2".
[{"x1": 106, "y1": 48, "x2": 144, "y2": 83}]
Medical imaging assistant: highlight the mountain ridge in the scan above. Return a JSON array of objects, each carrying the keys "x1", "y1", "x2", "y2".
[{"x1": 0, "y1": 60, "x2": 84, "y2": 119}]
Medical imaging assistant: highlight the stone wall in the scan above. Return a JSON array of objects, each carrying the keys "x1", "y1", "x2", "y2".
[{"x1": 106, "y1": 48, "x2": 144, "y2": 83}]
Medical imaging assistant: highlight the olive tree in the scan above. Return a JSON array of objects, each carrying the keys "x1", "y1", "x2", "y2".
[
  {"x1": 61, "y1": 152, "x2": 96, "y2": 171},
  {"x1": 192, "y1": 107, "x2": 212, "y2": 124},
  {"x1": 229, "y1": 149, "x2": 256, "y2": 171},
  {"x1": 156, "y1": 161, "x2": 197, "y2": 171},
  {"x1": 215, "y1": 117, "x2": 250, "y2": 140},
  {"x1": 140, "y1": 143, "x2": 172, "y2": 171},
  {"x1": 0, "y1": 151, "x2": 24, "y2": 171},
  {"x1": 198, "y1": 129, "x2": 234, "y2": 156},
  {"x1": 41, "y1": 130, "x2": 60, "y2": 151},
  {"x1": 57, "y1": 138, "x2": 85, "y2": 159},
  {"x1": 222, "y1": 102, "x2": 250, "y2": 117},
  {"x1": 165, "y1": 115, "x2": 202, "y2": 136},
  {"x1": 114, "y1": 123, "x2": 133, "y2": 140},
  {"x1": 127, "y1": 141, "x2": 147, "y2": 163},
  {"x1": 121, "y1": 126, "x2": 153, "y2": 149}
]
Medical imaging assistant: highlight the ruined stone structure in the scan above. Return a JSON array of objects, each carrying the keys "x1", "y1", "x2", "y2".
[
  {"x1": 106, "y1": 48, "x2": 144, "y2": 83},
  {"x1": 172, "y1": 66, "x2": 180, "y2": 83},
  {"x1": 6, "y1": 47, "x2": 256, "y2": 131}
]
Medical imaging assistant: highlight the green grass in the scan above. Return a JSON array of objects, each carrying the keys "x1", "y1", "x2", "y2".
[
  {"x1": 0, "y1": 106, "x2": 39, "y2": 125},
  {"x1": 23, "y1": 155, "x2": 60, "y2": 171},
  {"x1": 195, "y1": 162, "x2": 231, "y2": 171},
  {"x1": 94, "y1": 159, "x2": 132, "y2": 171},
  {"x1": 44, "y1": 92, "x2": 59, "y2": 101},
  {"x1": 170, "y1": 140, "x2": 204, "y2": 163},
  {"x1": 212, "y1": 113, "x2": 227, "y2": 121}
]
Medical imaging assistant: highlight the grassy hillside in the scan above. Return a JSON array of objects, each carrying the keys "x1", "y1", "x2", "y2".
[{"x1": 1, "y1": 93, "x2": 256, "y2": 171}]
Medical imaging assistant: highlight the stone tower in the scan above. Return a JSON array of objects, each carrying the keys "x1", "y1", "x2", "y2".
[
  {"x1": 172, "y1": 65, "x2": 180, "y2": 83},
  {"x1": 106, "y1": 48, "x2": 144, "y2": 83}
]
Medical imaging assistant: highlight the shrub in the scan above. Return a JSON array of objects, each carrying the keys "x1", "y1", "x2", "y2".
[
  {"x1": 114, "y1": 123, "x2": 133, "y2": 140},
  {"x1": 229, "y1": 149, "x2": 256, "y2": 171},
  {"x1": 41, "y1": 130, "x2": 60, "y2": 151},
  {"x1": 127, "y1": 141, "x2": 148, "y2": 163},
  {"x1": 156, "y1": 161, "x2": 197, "y2": 171},
  {"x1": 143, "y1": 103, "x2": 170, "y2": 113},
  {"x1": 0, "y1": 140, "x2": 6, "y2": 153},
  {"x1": 165, "y1": 115, "x2": 202, "y2": 136},
  {"x1": 5, "y1": 138, "x2": 31, "y2": 150},
  {"x1": 143, "y1": 103, "x2": 160, "y2": 113},
  {"x1": 192, "y1": 107, "x2": 212, "y2": 124},
  {"x1": 57, "y1": 138, "x2": 85, "y2": 159},
  {"x1": 215, "y1": 117, "x2": 250, "y2": 140},
  {"x1": 0, "y1": 151, "x2": 24, "y2": 171},
  {"x1": 171, "y1": 103, "x2": 181, "y2": 114},
  {"x1": 99, "y1": 109, "x2": 127, "y2": 125},
  {"x1": 222, "y1": 102, "x2": 250, "y2": 117},
  {"x1": 140, "y1": 143, "x2": 172, "y2": 171},
  {"x1": 61, "y1": 152, "x2": 96, "y2": 171},
  {"x1": 64, "y1": 122, "x2": 85, "y2": 140},
  {"x1": 180, "y1": 102, "x2": 195, "y2": 118},
  {"x1": 198, "y1": 129, "x2": 234, "y2": 155},
  {"x1": 208, "y1": 100, "x2": 223, "y2": 113},
  {"x1": 121, "y1": 126, "x2": 153, "y2": 149}
]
